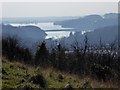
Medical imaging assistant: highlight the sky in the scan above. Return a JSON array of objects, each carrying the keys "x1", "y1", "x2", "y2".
[{"x1": 1, "y1": 2, "x2": 118, "y2": 18}]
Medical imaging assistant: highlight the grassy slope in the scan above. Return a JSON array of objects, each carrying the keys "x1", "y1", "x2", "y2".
[{"x1": 1, "y1": 58, "x2": 119, "y2": 89}]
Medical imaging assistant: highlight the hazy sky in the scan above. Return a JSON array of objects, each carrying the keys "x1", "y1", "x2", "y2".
[{"x1": 2, "y1": 2, "x2": 118, "y2": 18}]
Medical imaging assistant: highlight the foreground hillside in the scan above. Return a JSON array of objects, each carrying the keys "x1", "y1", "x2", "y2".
[{"x1": 1, "y1": 57, "x2": 119, "y2": 89}]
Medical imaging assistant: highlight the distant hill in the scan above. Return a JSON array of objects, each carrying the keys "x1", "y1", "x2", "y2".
[
  {"x1": 1, "y1": 13, "x2": 119, "y2": 51},
  {"x1": 85, "y1": 25, "x2": 118, "y2": 44},
  {"x1": 2, "y1": 24, "x2": 47, "y2": 48},
  {"x1": 59, "y1": 25, "x2": 118, "y2": 48},
  {"x1": 2, "y1": 16, "x2": 79, "y2": 24},
  {"x1": 54, "y1": 13, "x2": 118, "y2": 31}
]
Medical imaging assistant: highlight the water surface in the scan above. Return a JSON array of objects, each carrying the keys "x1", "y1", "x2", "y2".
[{"x1": 10, "y1": 22, "x2": 75, "y2": 39}]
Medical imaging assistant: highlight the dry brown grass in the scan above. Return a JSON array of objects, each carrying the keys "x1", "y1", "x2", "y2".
[{"x1": 2, "y1": 57, "x2": 119, "y2": 88}]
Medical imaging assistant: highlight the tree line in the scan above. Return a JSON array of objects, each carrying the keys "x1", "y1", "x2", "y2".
[{"x1": 2, "y1": 36, "x2": 120, "y2": 82}]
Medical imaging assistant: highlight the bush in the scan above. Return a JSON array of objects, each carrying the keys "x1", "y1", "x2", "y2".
[
  {"x1": 29, "y1": 74, "x2": 47, "y2": 88},
  {"x1": 91, "y1": 63, "x2": 112, "y2": 81},
  {"x1": 81, "y1": 81, "x2": 92, "y2": 88},
  {"x1": 57, "y1": 74, "x2": 64, "y2": 82},
  {"x1": 2, "y1": 36, "x2": 33, "y2": 64}
]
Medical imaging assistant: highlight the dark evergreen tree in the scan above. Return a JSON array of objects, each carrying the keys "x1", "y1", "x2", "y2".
[{"x1": 35, "y1": 41, "x2": 49, "y2": 67}]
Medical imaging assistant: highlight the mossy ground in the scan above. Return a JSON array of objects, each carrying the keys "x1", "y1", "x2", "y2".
[{"x1": 1, "y1": 57, "x2": 119, "y2": 89}]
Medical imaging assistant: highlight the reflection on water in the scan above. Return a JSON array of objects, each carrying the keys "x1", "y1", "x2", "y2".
[
  {"x1": 10, "y1": 22, "x2": 74, "y2": 39},
  {"x1": 45, "y1": 31, "x2": 74, "y2": 39},
  {"x1": 37, "y1": 22, "x2": 72, "y2": 30}
]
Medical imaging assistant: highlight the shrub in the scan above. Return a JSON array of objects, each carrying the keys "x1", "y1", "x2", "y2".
[
  {"x1": 91, "y1": 63, "x2": 112, "y2": 81},
  {"x1": 57, "y1": 73, "x2": 64, "y2": 82},
  {"x1": 81, "y1": 81, "x2": 92, "y2": 88},
  {"x1": 29, "y1": 74, "x2": 47, "y2": 88},
  {"x1": 2, "y1": 36, "x2": 33, "y2": 64}
]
